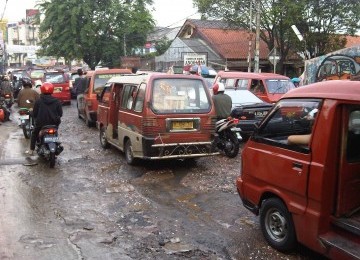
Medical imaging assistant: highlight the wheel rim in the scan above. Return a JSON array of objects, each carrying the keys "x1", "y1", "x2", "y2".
[{"x1": 265, "y1": 208, "x2": 288, "y2": 242}]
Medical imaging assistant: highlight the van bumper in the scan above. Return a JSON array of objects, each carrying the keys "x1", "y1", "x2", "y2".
[{"x1": 142, "y1": 137, "x2": 219, "y2": 159}]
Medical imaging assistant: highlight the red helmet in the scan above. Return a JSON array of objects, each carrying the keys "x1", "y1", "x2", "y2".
[
  {"x1": 0, "y1": 108, "x2": 4, "y2": 122},
  {"x1": 40, "y1": 82, "x2": 54, "y2": 94}
]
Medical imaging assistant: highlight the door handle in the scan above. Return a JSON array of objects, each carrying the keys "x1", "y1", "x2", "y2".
[{"x1": 292, "y1": 162, "x2": 303, "y2": 169}]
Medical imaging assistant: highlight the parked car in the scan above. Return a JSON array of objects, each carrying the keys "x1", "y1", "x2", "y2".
[
  {"x1": 43, "y1": 70, "x2": 71, "y2": 105},
  {"x1": 226, "y1": 87, "x2": 273, "y2": 140},
  {"x1": 78, "y1": 68, "x2": 132, "y2": 127},
  {"x1": 214, "y1": 71, "x2": 295, "y2": 103},
  {"x1": 236, "y1": 80, "x2": 360, "y2": 259},
  {"x1": 97, "y1": 73, "x2": 219, "y2": 164}
]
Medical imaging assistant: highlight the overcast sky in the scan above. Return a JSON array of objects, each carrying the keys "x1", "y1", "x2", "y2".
[{"x1": 0, "y1": 0, "x2": 200, "y2": 27}]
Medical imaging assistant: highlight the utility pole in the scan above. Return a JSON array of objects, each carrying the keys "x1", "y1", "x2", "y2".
[
  {"x1": 254, "y1": 0, "x2": 261, "y2": 73},
  {"x1": 247, "y1": 0, "x2": 253, "y2": 72}
]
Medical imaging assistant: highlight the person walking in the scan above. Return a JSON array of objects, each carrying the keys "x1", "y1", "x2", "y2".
[{"x1": 75, "y1": 68, "x2": 87, "y2": 110}]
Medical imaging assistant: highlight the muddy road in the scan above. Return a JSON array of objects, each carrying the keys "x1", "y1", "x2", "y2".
[{"x1": 0, "y1": 103, "x2": 325, "y2": 259}]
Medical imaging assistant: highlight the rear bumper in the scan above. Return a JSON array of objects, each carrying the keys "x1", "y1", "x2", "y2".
[{"x1": 142, "y1": 137, "x2": 219, "y2": 159}]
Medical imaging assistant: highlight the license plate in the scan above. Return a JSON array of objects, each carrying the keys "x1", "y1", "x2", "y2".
[
  {"x1": 254, "y1": 111, "x2": 268, "y2": 117},
  {"x1": 44, "y1": 136, "x2": 59, "y2": 142},
  {"x1": 172, "y1": 121, "x2": 194, "y2": 129},
  {"x1": 54, "y1": 87, "x2": 62, "y2": 93},
  {"x1": 19, "y1": 115, "x2": 29, "y2": 120}
]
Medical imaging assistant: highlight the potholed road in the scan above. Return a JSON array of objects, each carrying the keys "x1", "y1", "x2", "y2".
[{"x1": 0, "y1": 102, "x2": 324, "y2": 259}]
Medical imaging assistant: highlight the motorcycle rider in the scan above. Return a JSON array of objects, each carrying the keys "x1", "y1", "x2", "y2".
[
  {"x1": 17, "y1": 77, "x2": 40, "y2": 109},
  {"x1": 26, "y1": 82, "x2": 63, "y2": 156},
  {"x1": 0, "y1": 75, "x2": 14, "y2": 104},
  {"x1": 212, "y1": 82, "x2": 232, "y2": 120}
]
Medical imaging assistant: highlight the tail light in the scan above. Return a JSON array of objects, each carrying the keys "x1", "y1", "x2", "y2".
[
  {"x1": 19, "y1": 110, "x2": 28, "y2": 115},
  {"x1": 233, "y1": 118, "x2": 239, "y2": 124},
  {"x1": 141, "y1": 117, "x2": 160, "y2": 136},
  {"x1": 4, "y1": 94, "x2": 10, "y2": 98},
  {"x1": 46, "y1": 128, "x2": 57, "y2": 135}
]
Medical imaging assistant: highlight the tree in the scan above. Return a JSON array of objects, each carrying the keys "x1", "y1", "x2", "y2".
[
  {"x1": 193, "y1": 0, "x2": 360, "y2": 73},
  {"x1": 38, "y1": 0, "x2": 155, "y2": 69}
]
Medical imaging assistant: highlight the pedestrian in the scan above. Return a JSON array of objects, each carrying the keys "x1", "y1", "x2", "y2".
[
  {"x1": 26, "y1": 82, "x2": 63, "y2": 156},
  {"x1": 75, "y1": 68, "x2": 87, "y2": 110},
  {"x1": 17, "y1": 77, "x2": 40, "y2": 109},
  {"x1": 212, "y1": 82, "x2": 232, "y2": 120}
]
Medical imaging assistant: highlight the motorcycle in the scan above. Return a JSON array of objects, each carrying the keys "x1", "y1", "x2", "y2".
[
  {"x1": 214, "y1": 117, "x2": 241, "y2": 158},
  {"x1": 3, "y1": 93, "x2": 13, "y2": 108},
  {"x1": 18, "y1": 107, "x2": 33, "y2": 139},
  {"x1": 0, "y1": 96, "x2": 11, "y2": 121},
  {"x1": 35, "y1": 125, "x2": 64, "y2": 168}
]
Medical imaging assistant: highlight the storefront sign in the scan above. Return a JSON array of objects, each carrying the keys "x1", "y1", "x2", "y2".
[{"x1": 183, "y1": 53, "x2": 207, "y2": 66}]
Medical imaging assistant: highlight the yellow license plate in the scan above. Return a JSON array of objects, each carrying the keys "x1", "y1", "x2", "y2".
[
  {"x1": 172, "y1": 121, "x2": 193, "y2": 129},
  {"x1": 54, "y1": 87, "x2": 62, "y2": 93}
]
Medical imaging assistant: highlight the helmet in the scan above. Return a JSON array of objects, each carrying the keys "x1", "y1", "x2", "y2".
[
  {"x1": 22, "y1": 77, "x2": 33, "y2": 87},
  {"x1": 0, "y1": 108, "x2": 4, "y2": 122},
  {"x1": 40, "y1": 82, "x2": 54, "y2": 94},
  {"x1": 212, "y1": 82, "x2": 225, "y2": 95}
]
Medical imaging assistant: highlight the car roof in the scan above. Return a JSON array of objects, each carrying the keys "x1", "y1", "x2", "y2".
[
  {"x1": 282, "y1": 80, "x2": 360, "y2": 101},
  {"x1": 216, "y1": 71, "x2": 290, "y2": 80},
  {"x1": 108, "y1": 73, "x2": 206, "y2": 85}
]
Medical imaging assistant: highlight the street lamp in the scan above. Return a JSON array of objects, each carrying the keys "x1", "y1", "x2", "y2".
[{"x1": 291, "y1": 25, "x2": 309, "y2": 60}]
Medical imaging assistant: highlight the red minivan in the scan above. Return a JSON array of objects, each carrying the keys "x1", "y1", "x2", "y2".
[
  {"x1": 214, "y1": 71, "x2": 295, "y2": 103},
  {"x1": 237, "y1": 80, "x2": 360, "y2": 259},
  {"x1": 43, "y1": 70, "x2": 71, "y2": 105},
  {"x1": 78, "y1": 68, "x2": 132, "y2": 126},
  {"x1": 97, "y1": 73, "x2": 219, "y2": 164}
]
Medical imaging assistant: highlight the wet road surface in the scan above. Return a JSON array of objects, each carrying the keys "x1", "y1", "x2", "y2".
[{"x1": 0, "y1": 103, "x2": 326, "y2": 259}]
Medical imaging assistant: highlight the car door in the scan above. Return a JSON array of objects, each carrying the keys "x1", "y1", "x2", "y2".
[{"x1": 246, "y1": 99, "x2": 321, "y2": 213}]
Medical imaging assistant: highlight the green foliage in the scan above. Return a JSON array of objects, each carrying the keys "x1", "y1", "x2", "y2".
[
  {"x1": 155, "y1": 37, "x2": 172, "y2": 55},
  {"x1": 38, "y1": 0, "x2": 155, "y2": 69},
  {"x1": 194, "y1": 0, "x2": 360, "y2": 72}
]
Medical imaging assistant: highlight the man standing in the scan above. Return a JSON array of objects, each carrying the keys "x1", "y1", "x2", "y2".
[{"x1": 75, "y1": 68, "x2": 87, "y2": 110}]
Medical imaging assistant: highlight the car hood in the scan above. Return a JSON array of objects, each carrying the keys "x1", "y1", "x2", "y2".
[{"x1": 224, "y1": 89, "x2": 265, "y2": 108}]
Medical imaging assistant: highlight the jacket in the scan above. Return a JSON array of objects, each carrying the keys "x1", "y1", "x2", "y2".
[
  {"x1": 17, "y1": 87, "x2": 40, "y2": 108},
  {"x1": 212, "y1": 92, "x2": 232, "y2": 119},
  {"x1": 33, "y1": 94, "x2": 63, "y2": 127}
]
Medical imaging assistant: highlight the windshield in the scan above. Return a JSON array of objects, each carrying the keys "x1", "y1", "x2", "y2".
[
  {"x1": 151, "y1": 78, "x2": 211, "y2": 113},
  {"x1": 94, "y1": 73, "x2": 122, "y2": 93},
  {"x1": 45, "y1": 73, "x2": 65, "y2": 83},
  {"x1": 266, "y1": 79, "x2": 295, "y2": 94}
]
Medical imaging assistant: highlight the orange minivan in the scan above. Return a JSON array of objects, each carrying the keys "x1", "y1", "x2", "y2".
[
  {"x1": 77, "y1": 68, "x2": 132, "y2": 126},
  {"x1": 237, "y1": 80, "x2": 360, "y2": 259},
  {"x1": 214, "y1": 71, "x2": 295, "y2": 103},
  {"x1": 97, "y1": 73, "x2": 219, "y2": 164}
]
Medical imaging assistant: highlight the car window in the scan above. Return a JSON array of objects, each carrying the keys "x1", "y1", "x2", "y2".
[
  {"x1": 265, "y1": 79, "x2": 295, "y2": 94},
  {"x1": 134, "y1": 83, "x2": 146, "y2": 112},
  {"x1": 255, "y1": 99, "x2": 321, "y2": 153},
  {"x1": 30, "y1": 70, "x2": 46, "y2": 78},
  {"x1": 347, "y1": 109, "x2": 360, "y2": 162},
  {"x1": 45, "y1": 73, "x2": 65, "y2": 83},
  {"x1": 151, "y1": 78, "x2": 211, "y2": 114},
  {"x1": 94, "y1": 73, "x2": 122, "y2": 93}
]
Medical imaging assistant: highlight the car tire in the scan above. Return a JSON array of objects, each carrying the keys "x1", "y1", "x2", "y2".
[
  {"x1": 100, "y1": 127, "x2": 110, "y2": 149},
  {"x1": 124, "y1": 139, "x2": 136, "y2": 165},
  {"x1": 260, "y1": 198, "x2": 297, "y2": 252}
]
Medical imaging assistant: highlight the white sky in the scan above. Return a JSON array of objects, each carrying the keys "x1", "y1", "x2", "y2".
[{"x1": 0, "y1": 0, "x2": 200, "y2": 27}]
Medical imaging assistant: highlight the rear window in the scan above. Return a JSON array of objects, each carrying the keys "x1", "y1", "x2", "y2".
[
  {"x1": 266, "y1": 79, "x2": 295, "y2": 94},
  {"x1": 45, "y1": 73, "x2": 66, "y2": 83},
  {"x1": 94, "y1": 73, "x2": 122, "y2": 93},
  {"x1": 151, "y1": 78, "x2": 211, "y2": 114},
  {"x1": 30, "y1": 70, "x2": 46, "y2": 78}
]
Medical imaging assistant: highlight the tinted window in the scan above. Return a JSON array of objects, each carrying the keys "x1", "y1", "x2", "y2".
[{"x1": 151, "y1": 78, "x2": 211, "y2": 114}]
